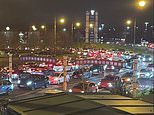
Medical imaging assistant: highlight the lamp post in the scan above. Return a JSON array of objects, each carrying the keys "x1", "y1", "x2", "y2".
[
  {"x1": 133, "y1": 0, "x2": 146, "y2": 45},
  {"x1": 126, "y1": 20, "x2": 133, "y2": 43},
  {"x1": 71, "y1": 22, "x2": 81, "y2": 42},
  {"x1": 54, "y1": 17, "x2": 65, "y2": 55},
  {"x1": 5, "y1": 26, "x2": 10, "y2": 49}
]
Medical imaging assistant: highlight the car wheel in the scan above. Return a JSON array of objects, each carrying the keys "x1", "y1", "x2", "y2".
[
  {"x1": 57, "y1": 80, "x2": 60, "y2": 84},
  {"x1": 45, "y1": 83, "x2": 49, "y2": 88},
  {"x1": 31, "y1": 85, "x2": 35, "y2": 90}
]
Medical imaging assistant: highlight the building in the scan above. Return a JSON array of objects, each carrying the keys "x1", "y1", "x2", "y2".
[{"x1": 85, "y1": 10, "x2": 98, "y2": 43}]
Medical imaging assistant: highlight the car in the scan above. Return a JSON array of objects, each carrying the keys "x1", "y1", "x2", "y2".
[
  {"x1": 48, "y1": 72, "x2": 70, "y2": 84},
  {"x1": 147, "y1": 63, "x2": 154, "y2": 72},
  {"x1": 98, "y1": 75, "x2": 121, "y2": 90},
  {"x1": 17, "y1": 73, "x2": 49, "y2": 90},
  {"x1": 68, "y1": 81, "x2": 98, "y2": 93},
  {"x1": 137, "y1": 69, "x2": 153, "y2": 78},
  {"x1": 0, "y1": 80, "x2": 14, "y2": 95},
  {"x1": 121, "y1": 72, "x2": 133, "y2": 83},
  {"x1": 142, "y1": 55, "x2": 153, "y2": 62},
  {"x1": 90, "y1": 65, "x2": 104, "y2": 75}
]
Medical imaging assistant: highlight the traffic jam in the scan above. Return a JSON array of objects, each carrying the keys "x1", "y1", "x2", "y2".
[{"x1": 0, "y1": 48, "x2": 153, "y2": 97}]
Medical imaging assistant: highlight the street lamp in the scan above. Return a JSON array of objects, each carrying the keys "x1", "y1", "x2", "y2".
[
  {"x1": 6, "y1": 26, "x2": 10, "y2": 31},
  {"x1": 5, "y1": 26, "x2": 11, "y2": 49},
  {"x1": 54, "y1": 17, "x2": 65, "y2": 55},
  {"x1": 71, "y1": 22, "x2": 81, "y2": 42},
  {"x1": 32, "y1": 25, "x2": 37, "y2": 31},
  {"x1": 41, "y1": 25, "x2": 46, "y2": 30},
  {"x1": 132, "y1": 0, "x2": 147, "y2": 45}
]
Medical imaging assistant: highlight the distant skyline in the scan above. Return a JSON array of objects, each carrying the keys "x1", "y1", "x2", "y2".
[{"x1": 0, "y1": 0, "x2": 153, "y2": 30}]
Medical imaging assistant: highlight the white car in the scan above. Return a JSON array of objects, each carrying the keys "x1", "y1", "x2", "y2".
[{"x1": 48, "y1": 72, "x2": 70, "y2": 84}]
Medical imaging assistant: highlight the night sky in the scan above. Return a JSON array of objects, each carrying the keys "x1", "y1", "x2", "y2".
[{"x1": 0, "y1": 0, "x2": 153, "y2": 30}]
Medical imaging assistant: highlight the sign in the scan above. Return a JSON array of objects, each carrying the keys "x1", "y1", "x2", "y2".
[
  {"x1": 20, "y1": 56, "x2": 56, "y2": 64},
  {"x1": 75, "y1": 59, "x2": 124, "y2": 67}
]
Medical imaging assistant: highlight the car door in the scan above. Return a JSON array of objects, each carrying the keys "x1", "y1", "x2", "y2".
[
  {"x1": 33, "y1": 75, "x2": 41, "y2": 88},
  {"x1": 59, "y1": 73, "x2": 64, "y2": 83}
]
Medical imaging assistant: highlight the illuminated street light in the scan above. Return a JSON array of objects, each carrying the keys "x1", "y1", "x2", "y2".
[
  {"x1": 126, "y1": 20, "x2": 132, "y2": 25},
  {"x1": 89, "y1": 23, "x2": 94, "y2": 28},
  {"x1": 32, "y1": 25, "x2": 37, "y2": 31},
  {"x1": 75, "y1": 22, "x2": 81, "y2": 27},
  {"x1": 63, "y1": 28, "x2": 67, "y2": 32},
  {"x1": 72, "y1": 22, "x2": 81, "y2": 42},
  {"x1": 59, "y1": 18, "x2": 65, "y2": 24},
  {"x1": 41, "y1": 25, "x2": 46, "y2": 29},
  {"x1": 54, "y1": 17, "x2": 65, "y2": 55},
  {"x1": 6, "y1": 26, "x2": 10, "y2": 31},
  {"x1": 138, "y1": 0, "x2": 146, "y2": 7}
]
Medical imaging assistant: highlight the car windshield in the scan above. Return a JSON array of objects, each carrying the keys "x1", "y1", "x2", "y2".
[
  {"x1": 104, "y1": 76, "x2": 115, "y2": 81},
  {"x1": 19, "y1": 73, "x2": 31, "y2": 79},
  {"x1": 54, "y1": 73, "x2": 61, "y2": 77}
]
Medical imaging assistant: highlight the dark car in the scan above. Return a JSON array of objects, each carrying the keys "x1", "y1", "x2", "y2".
[
  {"x1": 0, "y1": 80, "x2": 14, "y2": 95},
  {"x1": 17, "y1": 73, "x2": 49, "y2": 90},
  {"x1": 121, "y1": 72, "x2": 133, "y2": 83},
  {"x1": 68, "y1": 81, "x2": 98, "y2": 93}
]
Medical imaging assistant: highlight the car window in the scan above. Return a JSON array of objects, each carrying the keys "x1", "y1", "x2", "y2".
[{"x1": 89, "y1": 83, "x2": 95, "y2": 87}]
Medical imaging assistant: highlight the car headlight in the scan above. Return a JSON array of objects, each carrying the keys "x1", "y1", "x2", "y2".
[
  {"x1": 81, "y1": 91, "x2": 85, "y2": 93},
  {"x1": 93, "y1": 69, "x2": 98, "y2": 72},
  {"x1": 17, "y1": 80, "x2": 21, "y2": 84},
  {"x1": 146, "y1": 73, "x2": 150, "y2": 76},
  {"x1": 149, "y1": 58, "x2": 152, "y2": 61},
  {"x1": 11, "y1": 84, "x2": 14, "y2": 90},
  {"x1": 107, "y1": 83, "x2": 112, "y2": 87},
  {"x1": 26, "y1": 81, "x2": 32, "y2": 86},
  {"x1": 137, "y1": 72, "x2": 140, "y2": 76},
  {"x1": 97, "y1": 82, "x2": 101, "y2": 85},
  {"x1": 68, "y1": 89, "x2": 72, "y2": 92},
  {"x1": 126, "y1": 78, "x2": 131, "y2": 82},
  {"x1": 143, "y1": 58, "x2": 146, "y2": 61},
  {"x1": 54, "y1": 78, "x2": 58, "y2": 81}
]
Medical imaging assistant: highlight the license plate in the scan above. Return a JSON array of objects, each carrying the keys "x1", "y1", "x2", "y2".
[{"x1": 20, "y1": 85, "x2": 25, "y2": 87}]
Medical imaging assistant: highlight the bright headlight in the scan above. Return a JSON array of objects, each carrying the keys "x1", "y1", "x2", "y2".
[
  {"x1": 54, "y1": 78, "x2": 58, "y2": 81},
  {"x1": 146, "y1": 73, "x2": 150, "y2": 76},
  {"x1": 11, "y1": 84, "x2": 14, "y2": 89},
  {"x1": 81, "y1": 91, "x2": 85, "y2": 93},
  {"x1": 26, "y1": 81, "x2": 32, "y2": 86},
  {"x1": 97, "y1": 82, "x2": 101, "y2": 85},
  {"x1": 17, "y1": 80, "x2": 21, "y2": 84},
  {"x1": 143, "y1": 58, "x2": 146, "y2": 61},
  {"x1": 93, "y1": 69, "x2": 98, "y2": 72},
  {"x1": 107, "y1": 83, "x2": 112, "y2": 87},
  {"x1": 126, "y1": 78, "x2": 131, "y2": 82},
  {"x1": 68, "y1": 89, "x2": 72, "y2": 92},
  {"x1": 149, "y1": 58, "x2": 152, "y2": 61}
]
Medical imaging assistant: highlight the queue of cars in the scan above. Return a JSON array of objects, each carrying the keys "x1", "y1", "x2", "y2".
[{"x1": 0, "y1": 47, "x2": 153, "y2": 96}]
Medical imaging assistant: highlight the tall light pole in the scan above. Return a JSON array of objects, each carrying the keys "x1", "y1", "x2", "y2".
[
  {"x1": 5, "y1": 26, "x2": 10, "y2": 49},
  {"x1": 133, "y1": 0, "x2": 146, "y2": 45},
  {"x1": 71, "y1": 22, "x2": 81, "y2": 42},
  {"x1": 126, "y1": 20, "x2": 133, "y2": 43},
  {"x1": 54, "y1": 17, "x2": 65, "y2": 55}
]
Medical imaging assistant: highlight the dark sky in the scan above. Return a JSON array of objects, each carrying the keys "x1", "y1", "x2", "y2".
[{"x1": 0, "y1": 0, "x2": 153, "y2": 29}]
